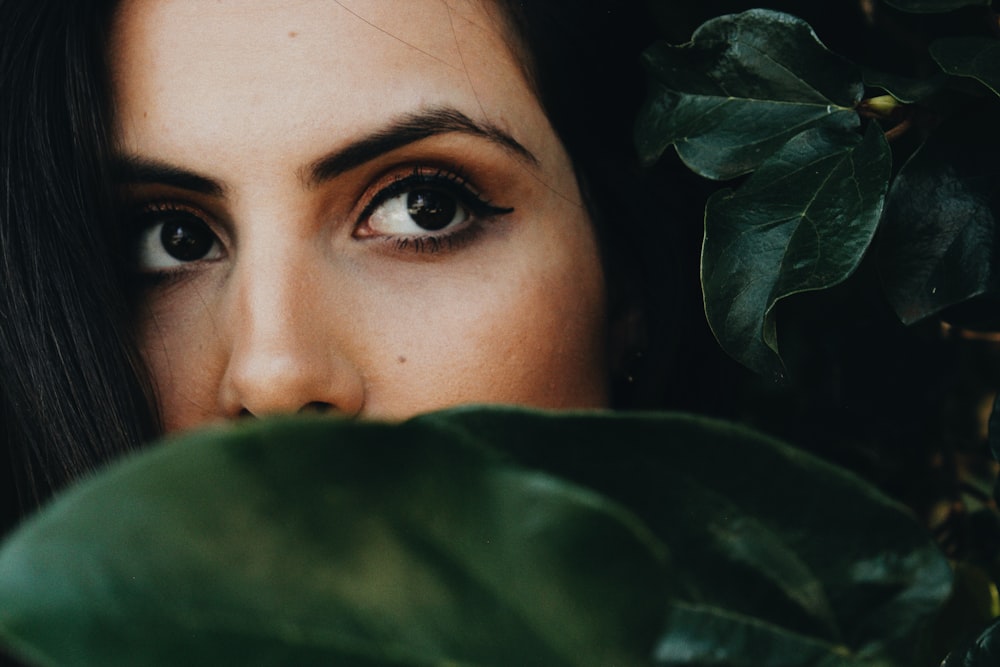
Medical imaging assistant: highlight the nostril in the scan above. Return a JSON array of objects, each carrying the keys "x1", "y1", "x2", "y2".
[
  {"x1": 238, "y1": 403, "x2": 333, "y2": 419},
  {"x1": 299, "y1": 402, "x2": 333, "y2": 415}
]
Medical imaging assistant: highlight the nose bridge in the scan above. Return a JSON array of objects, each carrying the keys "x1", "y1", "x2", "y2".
[{"x1": 220, "y1": 234, "x2": 364, "y2": 418}]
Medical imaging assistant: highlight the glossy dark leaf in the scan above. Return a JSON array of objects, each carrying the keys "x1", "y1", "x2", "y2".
[
  {"x1": 883, "y1": 0, "x2": 992, "y2": 11},
  {"x1": 878, "y1": 109, "x2": 1000, "y2": 325},
  {"x1": 653, "y1": 603, "x2": 857, "y2": 667},
  {"x1": 931, "y1": 37, "x2": 1000, "y2": 97},
  {"x1": 635, "y1": 9, "x2": 863, "y2": 180},
  {"x1": 702, "y1": 125, "x2": 891, "y2": 379},
  {"x1": 941, "y1": 618, "x2": 1000, "y2": 666},
  {"x1": 425, "y1": 408, "x2": 954, "y2": 666},
  {"x1": 861, "y1": 68, "x2": 948, "y2": 103},
  {"x1": 0, "y1": 416, "x2": 669, "y2": 667},
  {"x1": 988, "y1": 393, "x2": 1000, "y2": 466}
]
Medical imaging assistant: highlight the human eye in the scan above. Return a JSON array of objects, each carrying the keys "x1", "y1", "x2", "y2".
[
  {"x1": 354, "y1": 167, "x2": 513, "y2": 251},
  {"x1": 130, "y1": 203, "x2": 224, "y2": 273}
]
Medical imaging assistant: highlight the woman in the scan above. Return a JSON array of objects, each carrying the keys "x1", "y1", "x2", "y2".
[
  {"x1": 0, "y1": 1, "x2": 668, "y2": 519},
  {"x1": 1, "y1": 7, "x2": 966, "y2": 667}
]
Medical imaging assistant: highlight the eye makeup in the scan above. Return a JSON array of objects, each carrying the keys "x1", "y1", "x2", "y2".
[
  {"x1": 125, "y1": 200, "x2": 225, "y2": 282},
  {"x1": 119, "y1": 151, "x2": 519, "y2": 286},
  {"x1": 353, "y1": 165, "x2": 514, "y2": 254}
]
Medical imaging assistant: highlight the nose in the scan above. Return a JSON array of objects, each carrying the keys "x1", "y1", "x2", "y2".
[{"x1": 217, "y1": 245, "x2": 365, "y2": 420}]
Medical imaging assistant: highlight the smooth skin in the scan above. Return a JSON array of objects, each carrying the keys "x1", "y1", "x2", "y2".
[{"x1": 110, "y1": 0, "x2": 609, "y2": 432}]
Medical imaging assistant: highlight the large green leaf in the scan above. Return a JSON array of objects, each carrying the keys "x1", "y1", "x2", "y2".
[
  {"x1": 635, "y1": 9, "x2": 863, "y2": 180},
  {"x1": 878, "y1": 108, "x2": 1000, "y2": 325},
  {"x1": 425, "y1": 408, "x2": 954, "y2": 665},
  {"x1": 653, "y1": 603, "x2": 860, "y2": 667},
  {"x1": 0, "y1": 416, "x2": 669, "y2": 667},
  {"x1": 883, "y1": 0, "x2": 992, "y2": 13},
  {"x1": 931, "y1": 38, "x2": 1000, "y2": 97},
  {"x1": 0, "y1": 408, "x2": 952, "y2": 666},
  {"x1": 701, "y1": 125, "x2": 891, "y2": 379}
]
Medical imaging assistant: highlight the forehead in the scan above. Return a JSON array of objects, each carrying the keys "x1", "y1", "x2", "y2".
[
  {"x1": 108, "y1": 0, "x2": 517, "y2": 83},
  {"x1": 108, "y1": 0, "x2": 538, "y2": 163}
]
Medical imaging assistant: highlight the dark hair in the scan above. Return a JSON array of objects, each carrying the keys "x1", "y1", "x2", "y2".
[
  {"x1": 0, "y1": 0, "x2": 157, "y2": 525},
  {"x1": 0, "y1": 0, "x2": 669, "y2": 528},
  {"x1": 499, "y1": 1, "x2": 678, "y2": 407}
]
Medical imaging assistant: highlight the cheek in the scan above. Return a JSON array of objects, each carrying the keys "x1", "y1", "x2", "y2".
[
  {"x1": 360, "y1": 229, "x2": 609, "y2": 417},
  {"x1": 481, "y1": 270, "x2": 608, "y2": 400},
  {"x1": 133, "y1": 209, "x2": 609, "y2": 427},
  {"x1": 135, "y1": 287, "x2": 229, "y2": 432}
]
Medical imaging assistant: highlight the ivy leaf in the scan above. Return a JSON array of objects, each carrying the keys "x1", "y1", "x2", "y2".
[
  {"x1": 878, "y1": 108, "x2": 1000, "y2": 325},
  {"x1": 702, "y1": 125, "x2": 891, "y2": 379},
  {"x1": 635, "y1": 9, "x2": 863, "y2": 180},
  {"x1": 0, "y1": 416, "x2": 668, "y2": 667},
  {"x1": 931, "y1": 37, "x2": 1000, "y2": 97},
  {"x1": 883, "y1": 0, "x2": 992, "y2": 13}
]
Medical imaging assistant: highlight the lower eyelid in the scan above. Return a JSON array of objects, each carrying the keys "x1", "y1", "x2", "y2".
[{"x1": 381, "y1": 220, "x2": 487, "y2": 254}]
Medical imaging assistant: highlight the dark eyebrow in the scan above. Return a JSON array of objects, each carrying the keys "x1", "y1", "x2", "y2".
[
  {"x1": 110, "y1": 108, "x2": 537, "y2": 194},
  {"x1": 111, "y1": 156, "x2": 226, "y2": 197},
  {"x1": 307, "y1": 107, "x2": 539, "y2": 183}
]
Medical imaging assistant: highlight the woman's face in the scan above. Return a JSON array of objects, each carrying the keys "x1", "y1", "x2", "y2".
[{"x1": 110, "y1": 0, "x2": 609, "y2": 431}]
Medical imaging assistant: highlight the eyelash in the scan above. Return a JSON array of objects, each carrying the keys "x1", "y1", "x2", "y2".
[
  {"x1": 354, "y1": 166, "x2": 513, "y2": 252},
  {"x1": 126, "y1": 201, "x2": 225, "y2": 285},
  {"x1": 125, "y1": 164, "x2": 513, "y2": 279}
]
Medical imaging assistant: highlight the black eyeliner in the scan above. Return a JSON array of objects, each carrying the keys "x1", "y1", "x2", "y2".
[
  {"x1": 123, "y1": 200, "x2": 224, "y2": 278},
  {"x1": 357, "y1": 167, "x2": 513, "y2": 224}
]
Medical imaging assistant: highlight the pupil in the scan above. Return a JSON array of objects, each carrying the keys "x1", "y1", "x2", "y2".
[
  {"x1": 407, "y1": 190, "x2": 456, "y2": 231},
  {"x1": 160, "y1": 216, "x2": 213, "y2": 261}
]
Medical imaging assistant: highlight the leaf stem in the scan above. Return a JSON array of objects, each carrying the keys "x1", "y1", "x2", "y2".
[
  {"x1": 883, "y1": 116, "x2": 914, "y2": 142},
  {"x1": 857, "y1": 96, "x2": 918, "y2": 141}
]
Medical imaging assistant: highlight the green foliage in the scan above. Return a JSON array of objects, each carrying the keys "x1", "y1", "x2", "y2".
[
  {"x1": 654, "y1": 603, "x2": 861, "y2": 667},
  {"x1": 702, "y1": 126, "x2": 890, "y2": 378},
  {"x1": 0, "y1": 409, "x2": 953, "y2": 666},
  {"x1": 635, "y1": 5, "x2": 1000, "y2": 377},
  {"x1": 636, "y1": 3, "x2": 1000, "y2": 660},
  {"x1": 884, "y1": 0, "x2": 992, "y2": 12},
  {"x1": 878, "y1": 109, "x2": 1000, "y2": 326},
  {"x1": 941, "y1": 617, "x2": 1000, "y2": 666},
  {"x1": 2, "y1": 3, "x2": 997, "y2": 666},
  {"x1": 930, "y1": 38, "x2": 1000, "y2": 97},
  {"x1": 434, "y1": 408, "x2": 954, "y2": 665},
  {"x1": 635, "y1": 10, "x2": 863, "y2": 181},
  {"x1": 0, "y1": 414, "x2": 666, "y2": 667}
]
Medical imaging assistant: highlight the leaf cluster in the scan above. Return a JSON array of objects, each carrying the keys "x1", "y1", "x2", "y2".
[
  {"x1": 0, "y1": 410, "x2": 955, "y2": 666},
  {"x1": 635, "y1": 3, "x2": 1000, "y2": 661},
  {"x1": 635, "y1": 1, "x2": 1000, "y2": 380}
]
